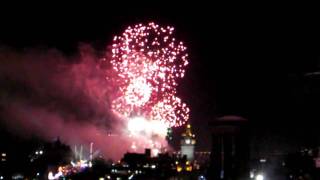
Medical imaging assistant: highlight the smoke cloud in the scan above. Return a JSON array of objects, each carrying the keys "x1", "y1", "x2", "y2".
[{"x1": 0, "y1": 45, "x2": 131, "y2": 160}]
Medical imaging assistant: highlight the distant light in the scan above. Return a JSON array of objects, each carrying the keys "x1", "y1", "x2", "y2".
[
  {"x1": 36, "y1": 172, "x2": 40, "y2": 176},
  {"x1": 99, "y1": 178, "x2": 105, "y2": 180},
  {"x1": 186, "y1": 165, "x2": 192, "y2": 171},
  {"x1": 128, "y1": 174, "x2": 134, "y2": 180},
  {"x1": 177, "y1": 165, "x2": 183, "y2": 172},
  {"x1": 186, "y1": 139, "x2": 191, "y2": 144},
  {"x1": 35, "y1": 151, "x2": 39, "y2": 155},
  {"x1": 1, "y1": 153, "x2": 6, "y2": 157},
  {"x1": 256, "y1": 174, "x2": 264, "y2": 180},
  {"x1": 289, "y1": 174, "x2": 293, "y2": 179},
  {"x1": 12, "y1": 174, "x2": 24, "y2": 179},
  {"x1": 107, "y1": 175, "x2": 111, "y2": 179},
  {"x1": 250, "y1": 171, "x2": 254, "y2": 178},
  {"x1": 151, "y1": 164, "x2": 156, "y2": 169},
  {"x1": 39, "y1": 150, "x2": 43, "y2": 155},
  {"x1": 259, "y1": 158, "x2": 267, "y2": 163},
  {"x1": 0, "y1": 176, "x2": 3, "y2": 180}
]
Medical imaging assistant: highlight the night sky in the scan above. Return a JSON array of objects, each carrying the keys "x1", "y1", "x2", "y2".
[{"x1": 1, "y1": 4, "x2": 320, "y2": 154}]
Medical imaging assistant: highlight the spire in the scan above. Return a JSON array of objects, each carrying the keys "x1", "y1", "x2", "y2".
[
  {"x1": 181, "y1": 124, "x2": 196, "y2": 145},
  {"x1": 182, "y1": 124, "x2": 195, "y2": 139}
]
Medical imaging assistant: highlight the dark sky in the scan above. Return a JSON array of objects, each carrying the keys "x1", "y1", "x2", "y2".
[{"x1": 1, "y1": 4, "x2": 320, "y2": 152}]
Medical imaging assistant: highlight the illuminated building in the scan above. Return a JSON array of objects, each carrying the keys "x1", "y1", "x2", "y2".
[
  {"x1": 209, "y1": 116, "x2": 249, "y2": 180},
  {"x1": 181, "y1": 124, "x2": 196, "y2": 161}
]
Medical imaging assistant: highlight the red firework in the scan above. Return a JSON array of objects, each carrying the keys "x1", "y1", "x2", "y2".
[{"x1": 111, "y1": 22, "x2": 189, "y2": 127}]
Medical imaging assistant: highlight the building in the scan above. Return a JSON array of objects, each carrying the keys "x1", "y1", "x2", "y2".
[
  {"x1": 181, "y1": 124, "x2": 196, "y2": 161},
  {"x1": 209, "y1": 116, "x2": 249, "y2": 180}
]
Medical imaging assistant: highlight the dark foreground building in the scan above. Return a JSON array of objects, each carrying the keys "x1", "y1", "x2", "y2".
[{"x1": 209, "y1": 116, "x2": 249, "y2": 180}]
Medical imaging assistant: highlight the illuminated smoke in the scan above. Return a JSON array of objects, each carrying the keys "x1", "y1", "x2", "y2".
[{"x1": 0, "y1": 22, "x2": 190, "y2": 159}]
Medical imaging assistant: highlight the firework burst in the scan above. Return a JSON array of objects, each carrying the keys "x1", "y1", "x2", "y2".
[{"x1": 110, "y1": 22, "x2": 189, "y2": 128}]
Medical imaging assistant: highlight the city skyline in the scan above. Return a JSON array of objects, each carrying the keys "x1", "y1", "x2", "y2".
[{"x1": 1, "y1": 3, "x2": 320, "y2": 179}]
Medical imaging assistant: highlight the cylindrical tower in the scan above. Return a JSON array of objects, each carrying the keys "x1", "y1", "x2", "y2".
[{"x1": 209, "y1": 116, "x2": 249, "y2": 180}]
